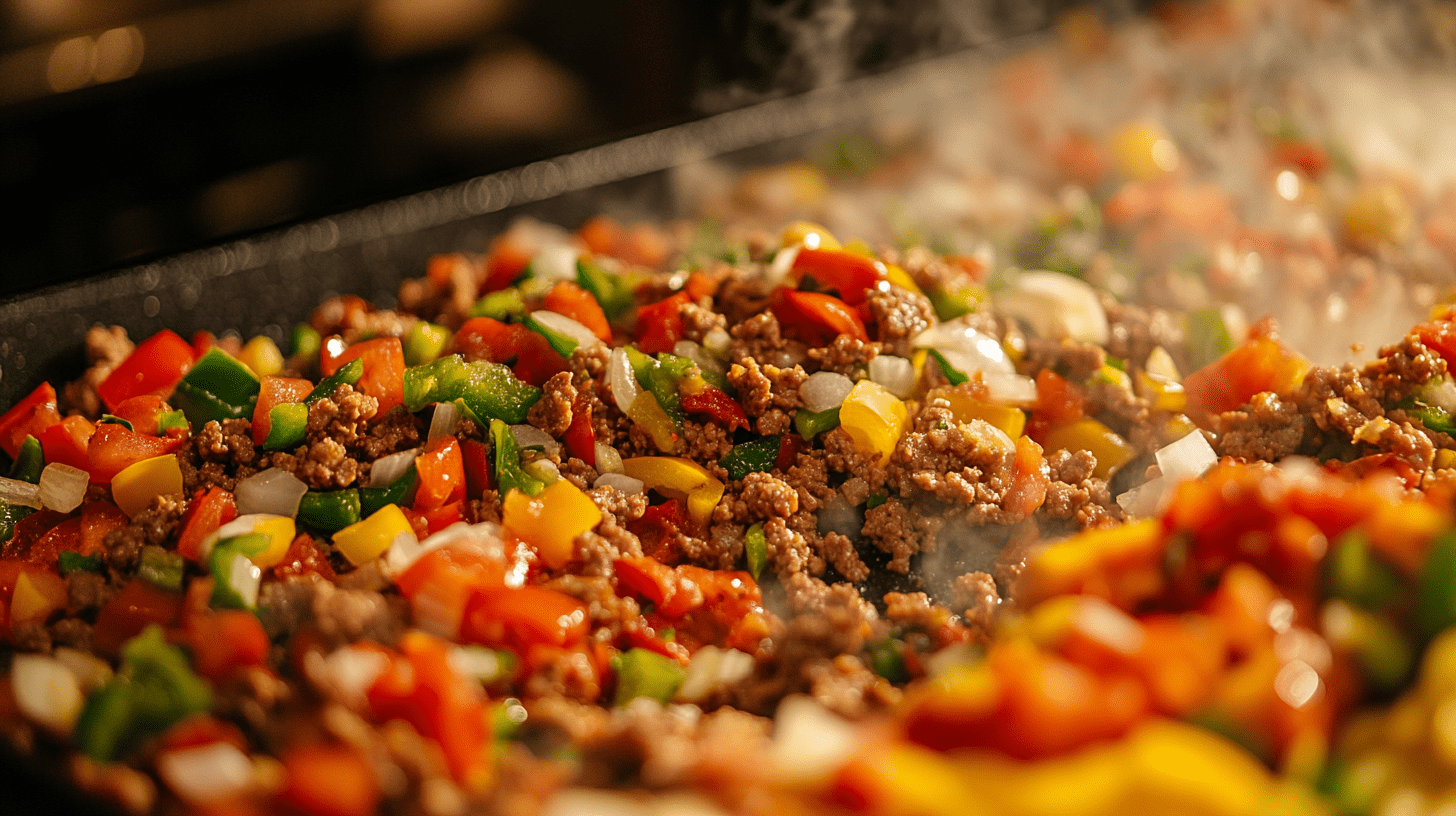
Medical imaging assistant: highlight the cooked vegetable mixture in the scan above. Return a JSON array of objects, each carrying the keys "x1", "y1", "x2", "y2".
[{"x1": 7, "y1": 2, "x2": 1456, "y2": 815}]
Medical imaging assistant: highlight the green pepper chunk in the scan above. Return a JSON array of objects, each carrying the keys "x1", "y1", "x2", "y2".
[
  {"x1": 1186, "y1": 307, "x2": 1235, "y2": 371},
  {"x1": 745, "y1": 521, "x2": 767, "y2": 580},
  {"x1": 720, "y1": 435, "x2": 782, "y2": 480},
  {"x1": 612, "y1": 648, "x2": 686, "y2": 706},
  {"x1": 75, "y1": 625, "x2": 212, "y2": 761},
  {"x1": 0, "y1": 499, "x2": 35, "y2": 543},
  {"x1": 1416, "y1": 531, "x2": 1456, "y2": 641},
  {"x1": 137, "y1": 545, "x2": 185, "y2": 592},
  {"x1": 262, "y1": 402, "x2": 310, "y2": 451},
  {"x1": 8, "y1": 435, "x2": 43, "y2": 484},
  {"x1": 155, "y1": 410, "x2": 190, "y2": 434},
  {"x1": 865, "y1": 493, "x2": 886, "y2": 509},
  {"x1": 359, "y1": 465, "x2": 417, "y2": 517},
  {"x1": 471, "y1": 288, "x2": 528, "y2": 321},
  {"x1": 305, "y1": 357, "x2": 364, "y2": 405},
  {"x1": 624, "y1": 349, "x2": 694, "y2": 424},
  {"x1": 1335, "y1": 601, "x2": 1414, "y2": 693},
  {"x1": 1408, "y1": 405, "x2": 1456, "y2": 436},
  {"x1": 1325, "y1": 530, "x2": 1403, "y2": 611},
  {"x1": 172, "y1": 348, "x2": 261, "y2": 426},
  {"x1": 290, "y1": 324, "x2": 322, "y2": 360},
  {"x1": 868, "y1": 639, "x2": 909, "y2": 684},
  {"x1": 298, "y1": 489, "x2": 362, "y2": 532},
  {"x1": 927, "y1": 349, "x2": 969, "y2": 386},
  {"x1": 403, "y1": 355, "x2": 541, "y2": 425},
  {"x1": 576, "y1": 258, "x2": 635, "y2": 321},
  {"x1": 58, "y1": 550, "x2": 105, "y2": 575},
  {"x1": 404, "y1": 320, "x2": 451, "y2": 367},
  {"x1": 490, "y1": 419, "x2": 543, "y2": 498},
  {"x1": 794, "y1": 406, "x2": 841, "y2": 440},
  {"x1": 523, "y1": 313, "x2": 579, "y2": 359},
  {"x1": 925, "y1": 283, "x2": 981, "y2": 322},
  {"x1": 98, "y1": 414, "x2": 134, "y2": 431},
  {"x1": 74, "y1": 678, "x2": 137, "y2": 761},
  {"x1": 209, "y1": 534, "x2": 268, "y2": 610}
]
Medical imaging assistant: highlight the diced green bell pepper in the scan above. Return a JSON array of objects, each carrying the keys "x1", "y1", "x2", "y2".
[
  {"x1": 359, "y1": 465, "x2": 417, "y2": 517},
  {"x1": 290, "y1": 324, "x2": 322, "y2": 360},
  {"x1": 404, "y1": 320, "x2": 451, "y2": 367},
  {"x1": 1416, "y1": 531, "x2": 1456, "y2": 641},
  {"x1": 137, "y1": 545, "x2": 185, "y2": 592},
  {"x1": 927, "y1": 348, "x2": 969, "y2": 386},
  {"x1": 306, "y1": 357, "x2": 364, "y2": 405},
  {"x1": 868, "y1": 638, "x2": 909, "y2": 683},
  {"x1": 925, "y1": 283, "x2": 981, "y2": 322},
  {"x1": 209, "y1": 534, "x2": 268, "y2": 610},
  {"x1": 490, "y1": 419, "x2": 543, "y2": 498},
  {"x1": 75, "y1": 625, "x2": 212, "y2": 761},
  {"x1": 98, "y1": 414, "x2": 134, "y2": 431},
  {"x1": 155, "y1": 410, "x2": 189, "y2": 434},
  {"x1": 74, "y1": 677, "x2": 137, "y2": 762},
  {"x1": 403, "y1": 355, "x2": 541, "y2": 425},
  {"x1": 576, "y1": 257, "x2": 635, "y2": 321},
  {"x1": 8, "y1": 435, "x2": 43, "y2": 484},
  {"x1": 625, "y1": 349, "x2": 694, "y2": 424},
  {"x1": 1338, "y1": 602, "x2": 1414, "y2": 693},
  {"x1": 1186, "y1": 307, "x2": 1235, "y2": 371},
  {"x1": 523, "y1": 313, "x2": 579, "y2": 359},
  {"x1": 58, "y1": 550, "x2": 104, "y2": 575},
  {"x1": 720, "y1": 435, "x2": 782, "y2": 480},
  {"x1": 745, "y1": 521, "x2": 766, "y2": 580},
  {"x1": 794, "y1": 406, "x2": 841, "y2": 440},
  {"x1": 1325, "y1": 530, "x2": 1402, "y2": 611},
  {"x1": 0, "y1": 498, "x2": 35, "y2": 543},
  {"x1": 470, "y1": 288, "x2": 528, "y2": 321},
  {"x1": 298, "y1": 489, "x2": 362, "y2": 532},
  {"x1": 172, "y1": 348, "x2": 261, "y2": 426},
  {"x1": 612, "y1": 647, "x2": 686, "y2": 706},
  {"x1": 865, "y1": 493, "x2": 886, "y2": 509},
  {"x1": 262, "y1": 402, "x2": 309, "y2": 451},
  {"x1": 1408, "y1": 405, "x2": 1456, "y2": 436}
]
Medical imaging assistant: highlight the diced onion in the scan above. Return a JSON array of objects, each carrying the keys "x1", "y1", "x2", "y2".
[
  {"x1": 702, "y1": 328, "x2": 731, "y2": 358},
  {"x1": 911, "y1": 319, "x2": 1016, "y2": 375},
  {"x1": 993, "y1": 270, "x2": 1109, "y2": 345},
  {"x1": 321, "y1": 644, "x2": 391, "y2": 709},
  {"x1": 1155, "y1": 430, "x2": 1218, "y2": 482},
  {"x1": 982, "y1": 372, "x2": 1039, "y2": 408},
  {"x1": 0, "y1": 476, "x2": 42, "y2": 509},
  {"x1": 156, "y1": 742, "x2": 254, "y2": 804},
  {"x1": 235, "y1": 467, "x2": 308, "y2": 518},
  {"x1": 511, "y1": 425, "x2": 562, "y2": 456},
  {"x1": 533, "y1": 310, "x2": 604, "y2": 350},
  {"x1": 675, "y1": 646, "x2": 754, "y2": 703},
  {"x1": 369, "y1": 448, "x2": 419, "y2": 488},
  {"x1": 1422, "y1": 379, "x2": 1456, "y2": 413},
  {"x1": 522, "y1": 458, "x2": 560, "y2": 483},
  {"x1": 608, "y1": 348, "x2": 641, "y2": 414},
  {"x1": 531, "y1": 243, "x2": 581, "y2": 282},
  {"x1": 595, "y1": 443, "x2": 624, "y2": 474},
  {"x1": 428, "y1": 401, "x2": 461, "y2": 442},
  {"x1": 868, "y1": 355, "x2": 916, "y2": 398},
  {"x1": 594, "y1": 473, "x2": 644, "y2": 494},
  {"x1": 766, "y1": 244, "x2": 800, "y2": 286},
  {"x1": 53, "y1": 647, "x2": 114, "y2": 693},
  {"x1": 11, "y1": 654, "x2": 83, "y2": 734},
  {"x1": 801, "y1": 371, "x2": 854, "y2": 413},
  {"x1": 448, "y1": 645, "x2": 507, "y2": 684},
  {"x1": 673, "y1": 340, "x2": 726, "y2": 381},
  {"x1": 227, "y1": 552, "x2": 262, "y2": 609},
  {"x1": 38, "y1": 463, "x2": 88, "y2": 513},
  {"x1": 767, "y1": 696, "x2": 858, "y2": 783},
  {"x1": 386, "y1": 520, "x2": 503, "y2": 578}
]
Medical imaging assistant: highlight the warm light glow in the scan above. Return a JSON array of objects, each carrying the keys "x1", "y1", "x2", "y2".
[
  {"x1": 93, "y1": 26, "x2": 144, "y2": 84},
  {"x1": 1274, "y1": 659, "x2": 1322, "y2": 709},
  {"x1": 1276, "y1": 169, "x2": 1300, "y2": 201},
  {"x1": 46, "y1": 35, "x2": 93, "y2": 93},
  {"x1": 1150, "y1": 138, "x2": 1180, "y2": 173}
]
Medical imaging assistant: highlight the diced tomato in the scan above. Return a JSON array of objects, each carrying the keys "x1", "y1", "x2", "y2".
[
  {"x1": 634, "y1": 292, "x2": 690, "y2": 355},
  {"x1": 395, "y1": 543, "x2": 506, "y2": 602},
  {"x1": 97, "y1": 330, "x2": 194, "y2": 412},
  {"x1": 87, "y1": 422, "x2": 186, "y2": 483},
  {"x1": 277, "y1": 744, "x2": 381, "y2": 816},
  {"x1": 461, "y1": 586, "x2": 589, "y2": 650},
  {"x1": 252, "y1": 376, "x2": 314, "y2": 446},
  {"x1": 1, "y1": 509, "x2": 71, "y2": 561},
  {"x1": 1025, "y1": 369, "x2": 1085, "y2": 443},
  {"x1": 460, "y1": 438, "x2": 493, "y2": 499},
  {"x1": 413, "y1": 436, "x2": 466, "y2": 513},
  {"x1": 775, "y1": 433, "x2": 804, "y2": 471},
  {"x1": 176, "y1": 487, "x2": 237, "y2": 562},
  {"x1": 627, "y1": 500, "x2": 688, "y2": 557},
  {"x1": 450, "y1": 317, "x2": 568, "y2": 387},
  {"x1": 1003, "y1": 435, "x2": 1050, "y2": 518},
  {"x1": 81, "y1": 500, "x2": 128, "y2": 556},
  {"x1": 27, "y1": 517, "x2": 83, "y2": 567},
  {"x1": 38, "y1": 415, "x2": 95, "y2": 471},
  {"x1": 613, "y1": 555, "x2": 680, "y2": 609},
  {"x1": 769, "y1": 288, "x2": 869, "y2": 346},
  {"x1": 1184, "y1": 336, "x2": 1310, "y2": 422},
  {"x1": 544, "y1": 281, "x2": 612, "y2": 341},
  {"x1": 184, "y1": 603, "x2": 271, "y2": 682},
  {"x1": 791, "y1": 247, "x2": 884, "y2": 305},
  {"x1": 680, "y1": 388, "x2": 749, "y2": 432},
  {"x1": 92, "y1": 578, "x2": 184, "y2": 658},
  {"x1": 0, "y1": 382, "x2": 60, "y2": 458},
  {"x1": 562, "y1": 396, "x2": 596, "y2": 467},
  {"x1": 320, "y1": 336, "x2": 406, "y2": 414},
  {"x1": 272, "y1": 533, "x2": 336, "y2": 581}
]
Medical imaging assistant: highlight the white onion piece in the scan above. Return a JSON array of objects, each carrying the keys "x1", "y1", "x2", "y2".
[
  {"x1": 675, "y1": 646, "x2": 753, "y2": 703},
  {"x1": 369, "y1": 448, "x2": 419, "y2": 488},
  {"x1": 511, "y1": 424, "x2": 562, "y2": 456},
  {"x1": 595, "y1": 443, "x2": 624, "y2": 474},
  {"x1": 227, "y1": 553, "x2": 262, "y2": 609},
  {"x1": 449, "y1": 645, "x2": 508, "y2": 683},
  {"x1": 235, "y1": 468, "x2": 307, "y2": 518},
  {"x1": 768, "y1": 696, "x2": 858, "y2": 782},
  {"x1": 1423, "y1": 379, "x2": 1456, "y2": 413},
  {"x1": 428, "y1": 401, "x2": 461, "y2": 442},
  {"x1": 702, "y1": 328, "x2": 731, "y2": 358},
  {"x1": 322, "y1": 644, "x2": 391, "y2": 708},
  {"x1": 533, "y1": 310, "x2": 604, "y2": 350},
  {"x1": 386, "y1": 520, "x2": 502, "y2": 578},
  {"x1": 522, "y1": 458, "x2": 560, "y2": 483},
  {"x1": 156, "y1": 742, "x2": 254, "y2": 804},
  {"x1": 11, "y1": 654, "x2": 83, "y2": 733},
  {"x1": 531, "y1": 243, "x2": 580, "y2": 282},
  {"x1": 608, "y1": 348, "x2": 641, "y2": 414},
  {"x1": 673, "y1": 340, "x2": 726, "y2": 381},
  {"x1": 912, "y1": 320, "x2": 1016, "y2": 375},
  {"x1": 982, "y1": 372, "x2": 1039, "y2": 408},
  {"x1": 38, "y1": 463, "x2": 88, "y2": 513},
  {"x1": 594, "y1": 473, "x2": 644, "y2": 494},
  {"x1": 765, "y1": 244, "x2": 800, "y2": 286},
  {"x1": 994, "y1": 270, "x2": 1109, "y2": 345},
  {"x1": 868, "y1": 355, "x2": 915, "y2": 398},
  {"x1": 53, "y1": 647, "x2": 113, "y2": 693},
  {"x1": 801, "y1": 371, "x2": 854, "y2": 413},
  {"x1": 1155, "y1": 430, "x2": 1218, "y2": 482},
  {"x1": 0, "y1": 476, "x2": 42, "y2": 509}
]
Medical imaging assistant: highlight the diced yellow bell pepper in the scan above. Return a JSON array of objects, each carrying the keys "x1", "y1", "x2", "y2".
[
  {"x1": 11, "y1": 570, "x2": 69, "y2": 624},
  {"x1": 111, "y1": 454, "x2": 184, "y2": 519},
  {"x1": 1111, "y1": 121, "x2": 1180, "y2": 181},
  {"x1": 628, "y1": 392, "x2": 681, "y2": 454},
  {"x1": 955, "y1": 737, "x2": 1130, "y2": 816},
  {"x1": 1041, "y1": 418, "x2": 1134, "y2": 480},
  {"x1": 250, "y1": 515, "x2": 297, "y2": 569},
  {"x1": 1343, "y1": 182, "x2": 1411, "y2": 249},
  {"x1": 943, "y1": 390, "x2": 1027, "y2": 438},
  {"x1": 501, "y1": 479, "x2": 603, "y2": 569},
  {"x1": 333, "y1": 503, "x2": 414, "y2": 566},
  {"x1": 621, "y1": 456, "x2": 724, "y2": 528},
  {"x1": 840, "y1": 380, "x2": 909, "y2": 465},
  {"x1": 239, "y1": 335, "x2": 285, "y2": 378},
  {"x1": 848, "y1": 743, "x2": 986, "y2": 816},
  {"x1": 1437, "y1": 448, "x2": 1456, "y2": 470},
  {"x1": 1095, "y1": 362, "x2": 1133, "y2": 392},
  {"x1": 1017, "y1": 518, "x2": 1164, "y2": 609},
  {"x1": 1123, "y1": 719, "x2": 1277, "y2": 816},
  {"x1": 1137, "y1": 370, "x2": 1187, "y2": 413},
  {"x1": 883, "y1": 263, "x2": 925, "y2": 296},
  {"x1": 780, "y1": 220, "x2": 840, "y2": 250}
]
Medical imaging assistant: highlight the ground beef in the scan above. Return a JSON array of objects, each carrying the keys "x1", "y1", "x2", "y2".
[
  {"x1": 542, "y1": 574, "x2": 643, "y2": 641},
  {"x1": 726, "y1": 358, "x2": 806, "y2": 418},
  {"x1": 180, "y1": 419, "x2": 258, "y2": 493},
  {"x1": 679, "y1": 420, "x2": 735, "y2": 474},
  {"x1": 680, "y1": 301, "x2": 727, "y2": 342},
  {"x1": 808, "y1": 335, "x2": 880, "y2": 375},
  {"x1": 864, "y1": 284, "x2": 934, "y2": 356},
  {"x1": 727, "y1": 312, "x2": 806, "y2": 370},
  {"x1": 310, "y1": 583, "x2": 402, "y2": 649},
  {"x1": 67, "y1": 571, "x2": 113, "y2": 615},
  {"x1": 715, "y1": 267, "x2": 775, "y2": 330},
  {"x1": 527, "y1": 371, "x2": 576, "y2": 437},
  {"x1": 861, "y1": 499, "x2": 936, "y2": 574},
  {"x1": 1216, "y1": 392, "x2": 1309, "y2": 462},
  {"x1": 104, "y1": 494, "x2": 185, "y2": 573},
  {"x1": 820, "y1": 531, "x2": 868, "y2": 583},
  {"x1": 61, "y1": 325, "x2": 134, "y2": 419},
  {"x1": 886, "y1": 405, "x2": 1015, "y2": 507},
  {"x1": 763, "y1": 516, "x2": 821, "y2": 576},
  {"x1": 558, "y1": 456, "x2": 597, "y2": 492},
  {"x1": 11, "y1": 620, "x2": 49, "y2": 652},
  {"x1": 739, "y1": 472, "x2": 800, "y2": 519},
  {"x1": 50, "y1": 617, "x2": 93, "y2": 651},
  {"x1": 1024, "y1": 337, "x2": 1106, "y2": 382},
  {"x1": 1101, "y1": 297, "x2": 1183, "y2": 368},
  {"x1": 951, "y1": 571, "x2": 1001, "y2": 634}
]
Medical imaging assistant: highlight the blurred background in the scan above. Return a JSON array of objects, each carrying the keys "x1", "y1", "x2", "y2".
[{"x1": 0, "y1": 0, "x2": 1104, "y2": 297}]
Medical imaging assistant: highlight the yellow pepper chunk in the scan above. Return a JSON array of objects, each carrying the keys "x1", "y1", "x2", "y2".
[
  {"x1": 333, "y1": 504, "x2": 414, "y2": 566},
  {"x1": 239, "y1": 335, "x2": 285, "y2": 378},
  {"x1": 621, "y1": 456, "x2": 724, "y2": 528},
  {"x1": 111, "y1": 454, "x2": 184, "y2": 519},
  {"x1": 1017, "y1": 518, "x2": 1164, "y2": 609},
  {"x1": 502, "y1": 479, "x2": 603, "y2": 569},
  {"x1": 627, "y1": 392, "x2": 681, "y2": 454},
  {"x1": 883, "y1": 263, "x2": 925, "y2": 296},
  {"x1": 1111, "y1": 121, "x2": 1180, "y2": 181},
  {"x1": 1041, "y1": 417, "x2": 1134, "y2": 480},
  {"x1": 249, "y1": 515, "x2": 297, "y2": 569},
  {"x1": 840, "y1": 380, "x2": 909, "y2": 465},
  {"x1": 943, "y1": 390, "x2": 1026, "y2": 438},
  {"x1": 1122, "y1": 719, "x2": 1280, "y2": 815},
  {"x1": 780, "y1": 220, "x2": 840, "y2": 250},
  {"x1": 11, "y1": 570, "x2": 68, "y2": 624}
]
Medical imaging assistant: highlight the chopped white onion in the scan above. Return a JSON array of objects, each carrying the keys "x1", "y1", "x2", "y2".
[
  {"x1": 800, "y1": 371, "x2": 855, "y2": 413},
  {"x1": 675, "y1": 646, "x2": 754, "y2": 703},
  {"x1": 38, "y1": 463, "x2": 88, "y2": 513},
  {"x1": 608, "y1": 348, "x2": 641, "y2": 414},
  {"x1": 1155, "y1": 430, "x2": 1218, "y2": 482},
  {"x1": 1145, "y1": 346, "x2": 1181, "y2": 381},
  {"x1": 522, "y1": 458, "x2": 560, "y2": 483},
  {"x1": 768, "y1": 696, "x2": 858, "y2": 783},
  {"x1": 595, "y1": 443, "x2": 624, "y2": 474},
  {"x1": 322, "y1": 644, "x2": 391, "y2": 708},
  {"x1": 673, "y1": 340, "x2": 726, "y2": 381},
  {"x1": 386, "y1": 520, "x2": 503, "y2": 578},
  {"x1": 702, "y1": 328, "x2": 731, "y2": 358},
  {"x1": 982, "y1": 372, "x2": 1040, "y2": 408},
  {"x1": 765, "y1": 244, "x2": 800, "y2": 286},
  {"x1": 156, "y1": 742, "x2": 254, "y2": 804},
  {"x1": 428, "y1": 401, "x2": 461, "y2": 443},
  {"x1": 868, "y1": 355, "x2": 916, "y2": 398},
  {"x1": 533, "y1": 310, "x2": 604, "y2": 351},
  {"x1": 911, "y1": 319, "x2": 1016, "y2": 375},
  {"x1": 11, "y1": 654, "x2": 83, "y2": 733},
  {"x1": 234, "y1": 467, "x2": 307, "y2": 518},
  {"x1": 1423, "y1": 379, "x2": 1456, "y2": 413},
  {"x1": 993, "y1": 270, "x2": 1109, "y2": 345},
  {"x1": 594, "y1": 473, "x2": 644, "y2": 494},
  {"x1": 531, "y1": 242, "x2": 581, "y2": 282},
  {"x1": 227, "y1": 552, "x2": 262, "y2": 609},
  {"x1": 369, "y1": 448, "x2": 419, "y2": 488},
  {"x1": 511, "y1": 424, "x2": 562, "y2": 456},
  {"x1": 0, "y1": 476, "x2": 42, "y2": 509},
  {"x1": 449, "y1": 645, "x2": 507, "y2": 683},
  {"x1": 53, "y1": 647, "x2": 114, "y2": 693}
]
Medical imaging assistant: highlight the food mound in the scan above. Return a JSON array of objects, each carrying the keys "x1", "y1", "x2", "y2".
[{"x1": 5, "y1": 3, "x2": 1456, "y2": 816}]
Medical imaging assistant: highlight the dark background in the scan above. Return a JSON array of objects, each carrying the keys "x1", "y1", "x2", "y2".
[{"x1": 0, "y1": 0, "x2": 1106, "y2": 297}]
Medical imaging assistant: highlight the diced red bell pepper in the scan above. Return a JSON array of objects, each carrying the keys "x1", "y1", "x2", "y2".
[
  {"x1": 0, "y1": 382, "x2": 61, "y2": 459},
  {"x1": 451, "y1": 317, "x2": 568, "y2": 387},
  {"x1": 277, "y1": 744, "x2": 381, "y2": 816},
  {"x1": 1025, "y1": 369, "x2": 1086, "y2": 443},
  {"x1": 191, "y1": 330, "x2": 217, "y2": 360},
  {"x1": 252, "y1": 376, "x2": 315, "y2": 446},
  {"x1": 634, "y1": 292, "x2": 690, "y2": 354},
  {"x1": 81, "y1": 500, "x2": 128, "y2": 557},
  {"x1": 460, "y1": 438, "x2": 493, "y2": 499},
  {"x1": 97, "y1": 330, "x2": 194, "y2": 412},
  {"x1": 413, "y1": 435, "x2": 466, "y2": 513},
  {"x1": 28, "y1": 517, "x2": 83, "y2": 567},
  {"x1": 87, "y1": 422, "x2": 186, "y2": 484},
  {"x1": 681, "y1": 387, "x2": 749, "y2": 432},
  {"x1": 776, "y1": 433, "x2": 804, "y2": 471},
  {"x1": 110, "y1": 395, "x2": 172, "y2": 437},
  {"x1": 272, "y1": 533, "x2": 336, "y2": 581},
  {"x1": 184, "y1": 605, "x2": 271, "y2": 682},
  {"x1": 366, "y1": 633, "x2": 492, "y2": 788},
  {"x1": 769, "y1": 288, "x2": 869, "y2": 346},
  {"x1": 461, "y1": 585, "x2": 589, "y2": 650},
  {"x1": 563, "y1": 396, "x2": 596, "y2": 467},
  {"x1": 92, "y1": 578, "x2": 183, "y2": 658},
  {"x1": 321, "y1": 337, "x2": 406, "y2": 414},
  {"x1": 1, "y1": 509, "x2": 69, "y2": 561},
  {"x1": 791, "y1": 247, "x2": 885, "y2": 305},
  {"x1": 1183, "y1": 335, "x2": 1309, "y2": 422},
  {"x1": 176, "y1": 487, "x2": 237, "y2": 562},
  {"x1": 419, "y1": 501, "x2": 465, "y2": 536},
  {"x1": 38, "y1": 415, "x2": 95, "y2": 471},
  {"x1": 544, "y1": 281, "x2": 612, "y2": 342},
  {"x1": 482, "y1": 232, "x2": 534, "y2": 293}
]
